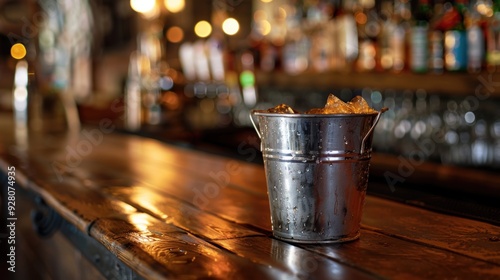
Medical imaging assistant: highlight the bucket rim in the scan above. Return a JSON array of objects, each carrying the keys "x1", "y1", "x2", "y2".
[{"x1": 252, "y1": 110, "x2": 379, "y2": 118}]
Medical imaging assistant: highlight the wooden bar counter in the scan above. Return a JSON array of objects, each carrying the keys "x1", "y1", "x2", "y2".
[{"x1": 1, "y1": 117, "x2": 499, "y2": 279}]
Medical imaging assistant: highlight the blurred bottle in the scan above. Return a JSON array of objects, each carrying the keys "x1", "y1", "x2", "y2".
[
  {"x1": 391, "y1": 0, "x2": 411, "y2": 73},
  {"x1": 487, "y1": 0, "x2": 500, "y2": 71},
  {"x1": 259, "y1": 39, "x2": 279, "y2": 72},
  {"x1": 356, "y1": 0, "x2": 380, "y2": 72},
  {"x1": 139, "y1": 33, "x2": 162, "y2": 126},
  {"x1": 429, "y1": 0, "x2": 445, "y2": 73},
  {"x1": 311, "y1": 23, "x2": 335, "y2": 72},
  {"x1": 337, "y1": 0, "x2": 359, "y2": 71},
  {"x1": 467, "y1": 0, "x2": 486, "y2": 73},
  {"x1": 240, "y1": 51, "x2": 258, "y2": 108},
  {"x1": 410, "y1": 0, "x2": 432, "y2": 73},
  {"x1": 379, "y1": 0, "x2": 397, "y2": 71},
  {"x1": 442, "y1": 0, "x2": 469, "y2": 72},
  {"x1": 125, "y1": 52, "x2": 142, "y2": 131}
]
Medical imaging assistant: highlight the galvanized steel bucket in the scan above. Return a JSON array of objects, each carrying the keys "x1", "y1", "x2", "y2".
[{"x1": 251, "y1": 109, "x2": 386, "y2": 243}]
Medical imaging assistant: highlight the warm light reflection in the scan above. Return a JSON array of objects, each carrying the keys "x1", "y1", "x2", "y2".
[
  {"x1": 254, "y1": 9, "x2": 266, "y2": 21},
  {"x1": 164, "y1": 0, "x2": 185, "y2": 13},
  {"x1": 476, "y1": 3, "x2": 494, "y2": 17},
  {"x1": 129, "y1": 213, "x2": 153, "y2": 232},
  {"x1": 14, "y1": 60, "x2": 28, "y2": 87},
  {"x1": 162, "y1": 91, "x2": 181, "y2": 110},
  {"x1": 222, "y1": 18, "x2": 239, "y2": 36},
  {"x1": 277, "y1": 7, "x2": 287, "y2": 19},
  {"x1": 355, "y1": 12, "x2": 367, "y2": 25},
  {"x1": 11, "y1": 43, "x2": 27, "y2": 60},
  {"x1": 142, "y1": 4, "x2": 160, "y2": 19},
  {"x1": 131, "y1": 192, "x2": 169, "y2": 223},
  {"x1": 257, "y1": 20, "x2": 271, "y2": 36},
  {"x1": 166, "y1": 26, "x2": 184, "y2": 43},
  {"x1": 260, "y1": 0, "x2": 273, "y2": 3},
  {"x1": 130, "y1": 0, "x2": 156, "y2": 14},
  {"x1": 194, "y1": 21, "x2": 212, "y2": 38}
]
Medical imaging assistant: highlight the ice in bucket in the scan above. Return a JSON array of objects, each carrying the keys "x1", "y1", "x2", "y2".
[{"x1": 251, "y1": 94, "x2": 387, "y2": 243}]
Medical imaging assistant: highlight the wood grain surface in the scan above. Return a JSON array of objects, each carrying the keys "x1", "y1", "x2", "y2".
[{"x1": 1, "y1": 117, "x2": 499, "y2": 279}]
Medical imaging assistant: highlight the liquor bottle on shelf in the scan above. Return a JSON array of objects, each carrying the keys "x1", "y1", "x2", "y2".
[
  {"x1": 379, "y1": 0, "x2": 397, "y2": 71},
  {"x1": 336, "y1": 0, "x2": 359, "y2": 71},
  {"x1": 391, "y1": 0, "x2": 411, "y2": 73},
  {"x1": 410, "y1": 0, "x2": 432, "y2": 73},
  {"x1": 429, "y1": 0, "x2": 445, "y2": 73},
  {"x1": 442, "y1": 0, "x2": 469, "y2": 72},
  {"x1": 487, "y1": 0, "x2": 500, "y2": 71},
  {"x1": 356, "y1": 0, "x2": 380, "y2": 72},
  {"x1": 467, "y1": 0, "x2": 486, "y2": 73}
]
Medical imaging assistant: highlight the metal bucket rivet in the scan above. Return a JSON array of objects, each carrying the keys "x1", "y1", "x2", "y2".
[{"x1": 250, "y1": 108, "x2": 387, "y2": 243}]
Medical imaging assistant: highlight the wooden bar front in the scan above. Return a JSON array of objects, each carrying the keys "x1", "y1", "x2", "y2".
[{"x1": 0, "y1": 117, "x2": 499, "y2": 279}]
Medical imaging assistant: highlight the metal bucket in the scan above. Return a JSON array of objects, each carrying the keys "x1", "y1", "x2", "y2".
[{"x1": 251, "y1": 109, "x2": 386, "y2": 243}]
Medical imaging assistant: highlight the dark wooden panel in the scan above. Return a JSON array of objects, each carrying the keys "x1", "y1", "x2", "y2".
[{"x1": 12, "y1": 183, "x2": 108, "y2": 280}]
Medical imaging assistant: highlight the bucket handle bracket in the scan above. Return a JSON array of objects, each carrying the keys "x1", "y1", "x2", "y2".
[
  {"x1": 360, "y1": 107, "x2": 388, "y2": 155},
  {"x1": 250, "y1": 110, "x2": 261, "y2": 139}
]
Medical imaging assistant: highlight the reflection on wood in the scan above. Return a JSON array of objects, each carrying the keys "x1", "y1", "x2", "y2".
[
  {"x1": 101, "y1": 185, "x2": 264, "y2": 240},
  {"x1": 0, "y1": 117, "x2": 499, "y2": 279},
  {"x1": 216, "y1": 236, "x2": 375, "y2": 279},
  {"x1": 91, "y1": 213, "x2": 290, "y2": 279}
]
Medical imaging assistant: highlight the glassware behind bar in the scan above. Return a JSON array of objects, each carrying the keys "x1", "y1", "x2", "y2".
[{"x1": 368, "y1": 90, "x2": 500, "y2": 168}]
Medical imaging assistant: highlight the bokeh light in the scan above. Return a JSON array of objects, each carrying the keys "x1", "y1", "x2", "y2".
[
  {"x1": 164, "y1": 0, "x2": 185, "y2": 13},
  {"x1": 253, "y1": 10, "x2": 266, "y2": 21},
  {"x1": 194, "y1": 21, "x2": 212, "y2": 38},
  {"x1": 130, "y1": 0, "x2": 156, "y2": 14},
  {"x1": 166, "y1": 26, "x2": 184, "y2": 43},
  {"x1": 222, "y1": 18, "x2": 239, "y2": 36},
  {"x1": 256, "y1": 20, "x2": 271, "y2": 36},
  {"x1": 11, "y1": 43, "x2": 27, "y2": 60}
]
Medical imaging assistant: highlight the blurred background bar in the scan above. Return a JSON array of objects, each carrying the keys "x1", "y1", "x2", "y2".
[{"x1": 1, "y1": 0, "x2": 500, "y2": 219}]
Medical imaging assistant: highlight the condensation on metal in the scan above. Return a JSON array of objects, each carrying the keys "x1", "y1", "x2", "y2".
[{"x1": 251, "y1": 110, "x2": 384, "y2": 243}]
